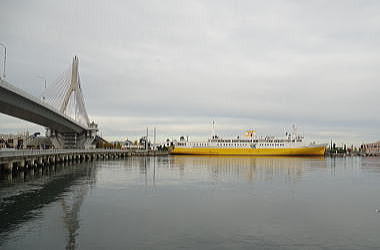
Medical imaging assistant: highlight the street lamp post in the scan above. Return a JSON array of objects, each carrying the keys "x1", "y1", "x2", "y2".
[
  {"x1": 0, "y1": 43, "x2": 6, "y2": 80},
  {"x1": 37, "y1": 75, "x2": 47, "y2": 101}
]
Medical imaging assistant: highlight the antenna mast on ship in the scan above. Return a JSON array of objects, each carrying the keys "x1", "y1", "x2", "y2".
[
  {"x1": 211, "y1": 120, "x2": 216, "y2": 139},
  {"x1": 292, "y1": 124, "x2": 297, "y2": 138}
]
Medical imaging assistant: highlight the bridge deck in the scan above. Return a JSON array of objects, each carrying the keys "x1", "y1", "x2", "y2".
[{"x1": 0, "y1": 79, "x2": 87, "y2": 133}]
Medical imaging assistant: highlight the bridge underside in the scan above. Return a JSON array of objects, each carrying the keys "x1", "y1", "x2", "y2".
[{"x1": 0, "y1": 80, "x2": 85, "y2": 133}]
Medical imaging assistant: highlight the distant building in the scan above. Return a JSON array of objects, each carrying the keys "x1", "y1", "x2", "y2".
[
  {"x1": 0, "y1": 132, "x2": 29, "y2": 149},
  {"x1": 0, "y1": 132, "x2": 52, "y2": 149},
  {"x1": 361, "y1": 141, "x2": 380, "y2": 155},
  {"x1": 124, "y1": 139, "x2": 133, "y2": 147}
]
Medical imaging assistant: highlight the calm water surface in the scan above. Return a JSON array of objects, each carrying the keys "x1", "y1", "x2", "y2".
[{"x1": 1, "y1": 156, "x2": 380, "y2": 249}]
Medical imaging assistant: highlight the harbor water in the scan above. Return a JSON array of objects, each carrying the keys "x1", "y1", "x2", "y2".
[{"x1": 1, "y1": 156, "x2": 380, "y2": 249}]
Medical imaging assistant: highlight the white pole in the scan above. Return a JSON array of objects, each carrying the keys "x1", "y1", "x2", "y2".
[
  {"x1": 154, "y1": 127, "x2": 156, "y2": 147},
  {"x1": 37, "y1": 76, "x2": 47, "y2": 101},
  {"x1": 146, "y1": 128, "x2": 149, "y2": 150},
  {"x1": 0, "y1": 43, "x2": 6, "y2": 79}
]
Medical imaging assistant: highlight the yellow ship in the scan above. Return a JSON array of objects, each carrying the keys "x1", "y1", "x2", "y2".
[{"x1": 170, "y1": 125, "x2": 326, "y2": 156}]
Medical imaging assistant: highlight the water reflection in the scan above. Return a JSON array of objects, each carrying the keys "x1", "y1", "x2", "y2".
[
  {"x1": 360, "y1": 157, "x2": 380, "y2": 173},
  {"x1": 172, "y1": 156, "x2": 326, "y2": 182},
  {"x1": 62, "y1": 184, "x2": 88, "y2": 250},
  {"x1": 0, "y1": 163, "x2": 96, "y2": 249},
  {"x1": 115, "y1": 156, "x2": 328, "y2": 188},
  {"x1": 1, "y1": 157, "x2": 380, "y2": 250}
]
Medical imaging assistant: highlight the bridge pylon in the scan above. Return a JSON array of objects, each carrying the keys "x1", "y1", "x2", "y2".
[{"x1": 43, "y1": 56, "x2": 98, "y2": 149}]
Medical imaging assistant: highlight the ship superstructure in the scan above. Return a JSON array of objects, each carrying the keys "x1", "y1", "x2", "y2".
[{"x1": 171, "y1": 124, "x2": 326, "y2": 156}]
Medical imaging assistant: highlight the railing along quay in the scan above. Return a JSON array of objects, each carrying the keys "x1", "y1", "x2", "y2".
[{"x1": 0, "y1": 148, "x2": 168, "y2": 172}]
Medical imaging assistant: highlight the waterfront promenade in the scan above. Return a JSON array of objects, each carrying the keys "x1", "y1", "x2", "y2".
[{"x1": 0, "y1": 148, "x2": 168, "y2": 172}]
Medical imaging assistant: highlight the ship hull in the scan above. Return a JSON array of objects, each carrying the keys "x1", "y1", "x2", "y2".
[{"x1": 170, "y1": 145, "x2": 326, "y2": 156}]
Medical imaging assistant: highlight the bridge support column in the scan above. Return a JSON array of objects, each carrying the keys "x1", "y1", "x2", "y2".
[
  {"x1": 48, "y1": 129, "x2": 98, "y2": 149},
  {"x1": 5, "y1": 161, "x2": 14, "y2": 172},
  {"x1": 26, "y1": 159, "x2": 32, "y2": 168},
  {"x1": 19, "y1": 159, "x2": 26, "y2": 168}
]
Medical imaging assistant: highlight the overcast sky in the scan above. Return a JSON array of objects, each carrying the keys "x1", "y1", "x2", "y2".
[{"x1": 1, "y1": 0, "x2": 380, "y2": 144}]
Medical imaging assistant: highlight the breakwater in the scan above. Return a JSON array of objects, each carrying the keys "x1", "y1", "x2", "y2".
[{"x1": 0, "y1": 149, "x2": 168, "y2": 173}]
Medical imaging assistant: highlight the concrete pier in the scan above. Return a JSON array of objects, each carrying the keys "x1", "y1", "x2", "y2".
[{"x1": 0, "y1": 149, "x2": 168, "y2": 173}]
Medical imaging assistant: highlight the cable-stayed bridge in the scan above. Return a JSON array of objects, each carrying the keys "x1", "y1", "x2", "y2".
[{"x1": 0, "y1": 56, "x2": 98, "y2": 149}]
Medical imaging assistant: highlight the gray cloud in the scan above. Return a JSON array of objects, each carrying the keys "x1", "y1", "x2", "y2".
[{"x1": 1, "y1": 0, "x2": 380, "y2": 144}]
